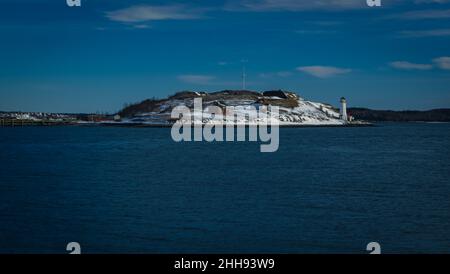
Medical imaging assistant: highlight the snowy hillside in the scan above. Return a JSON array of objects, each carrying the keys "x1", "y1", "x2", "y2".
[{"x1": 117, "y1": 90, "x2": 348, "y2": 126}]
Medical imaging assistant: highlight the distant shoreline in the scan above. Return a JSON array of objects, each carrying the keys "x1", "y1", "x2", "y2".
[
  {"x1": 4, "y1": 120, "x2": 450, "y2": 128},
  {"x1": 98, "y1": 123, "x2": 374, "y2": 128},
  {"x1": 0, "y1": 121, "x2": 375, "y2": 128},
  {"x1": 2, "y1": 106, "x2": 450, "y2": 127},
  {"x1": 348, "y1": 108, "x2": 450, "y2": 123}
]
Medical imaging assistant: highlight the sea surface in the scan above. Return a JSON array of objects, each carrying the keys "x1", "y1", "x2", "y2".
[{"x1": 0, "y1": 123, "x2": 449, "y2": 254}]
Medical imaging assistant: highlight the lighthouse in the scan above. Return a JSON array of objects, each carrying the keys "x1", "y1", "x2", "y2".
[{"x1": 340, "y1": 97, "x2": 348, "y2": 122}]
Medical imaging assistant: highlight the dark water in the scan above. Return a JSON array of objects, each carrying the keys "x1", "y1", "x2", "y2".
[{"x1": 0, "y1": 123, "x2": 449, "y2": 254}]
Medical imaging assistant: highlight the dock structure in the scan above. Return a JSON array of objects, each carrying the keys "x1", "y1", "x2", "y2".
[{"x1": 0, "y1": 119, "x2": 73, "y2": 127}]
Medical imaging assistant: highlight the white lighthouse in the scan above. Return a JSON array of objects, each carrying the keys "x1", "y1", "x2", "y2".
[{"x1": 340, "y1": 97, "x2": 348, "y2": 122}]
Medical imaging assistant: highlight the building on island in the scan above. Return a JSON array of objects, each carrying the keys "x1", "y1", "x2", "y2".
[{"x1": 262, "y1": 90, "x2": 299, "y2": 99}]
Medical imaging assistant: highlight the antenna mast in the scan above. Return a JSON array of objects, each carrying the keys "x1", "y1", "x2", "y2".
[
  {"x1": 241, "y1": 59, "x2": 248, "y2": 90},
  {"x1": 242, "y1": 65, "x2": 246, "y2": 90}
]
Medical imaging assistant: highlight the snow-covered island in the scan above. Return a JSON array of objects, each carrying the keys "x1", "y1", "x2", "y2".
[
  {"x1": 115, "y1": 90, "x2": 369, "y2": 127},
  {"x1": 0, "y1": 90, "x2": 373, "y2": 127}
]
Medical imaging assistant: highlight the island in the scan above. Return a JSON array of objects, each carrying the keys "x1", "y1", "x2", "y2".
[{"x1": 2, "y1": 90, "x2": 450, "y2": 127}]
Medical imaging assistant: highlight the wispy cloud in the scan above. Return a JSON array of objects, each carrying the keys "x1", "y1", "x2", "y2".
[
  {"x1": 389, "y1": 61, "x2": 433, "y2": 70},
  {"x1": 106, "y1": 5, "x2": 207, "y2": 23},
  {"x1": 398, "y1": 29, "x2": 450, "y2": 37},
  {"x1": 296, "y1": 66, "x2": 352, "y2": 78},
  {"x1": 224, "y1": 0, "x2": 365, "y2": 12},
  {"x1": 276, "y1": 71, "x2": 294, "y2": 77},
  {"x1": 388, "y1": 57, "x2": 450, "y2": 70},
  {"x1": 414, "y1": 0, "x2": 450, "y2": 4},
  {"x1": 433, "y1": 56, "x2": 450, "y2": 69},
  {"x1": 133, "y1": 24, "x2": 151, "y2": 29},
  {"x1": 177, "y1": 75, "x2": 217, "y2": 85},
  {"x1": 308, "y1": 20, "x2": 343, "y2": 26},
  {"x1": 294, "y1": 29, "x2": 337, "y2": 35},
  {"x1": 390, "y1": 8, "x2": 450, "y2": 20},
  {"x1": 259, "y1": 71, "x2": 293, "y2": 78}
]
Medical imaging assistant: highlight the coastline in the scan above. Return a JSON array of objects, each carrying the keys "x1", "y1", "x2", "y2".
[
  {"x1": 0, "y1": 120, "x2": 374, "y2": 128},
  {"x1": 97, "y1": 122, "x2": 374, "y2": 128}
]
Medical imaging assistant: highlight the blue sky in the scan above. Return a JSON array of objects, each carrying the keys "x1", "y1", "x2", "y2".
[{"x1": 0, "y1": 0, "x2": 450, "y2": 113}]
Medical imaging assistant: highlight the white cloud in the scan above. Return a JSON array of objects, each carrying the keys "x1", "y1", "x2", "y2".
[
  {"x1": 398, "y1": 29, "x2": 450, "y2": 37},
  {"x1": 106, "y1": 5, "x2": 206, "y2": 23},
  {"x1": 433, "y1": 56, "x2": 450, "y2": 69},
  {"x1": 177, "y1": 75, "x2": 217, "y2": 85},
  {"x1": 296, "y1": 66, "x2": 351, "y2": 78},
  {"x1": 389, "y1": 61, "x2": 433, "y2": 70},
  {"x1": 224, "y1": 0, "x2": 365, "y2": 12}
]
